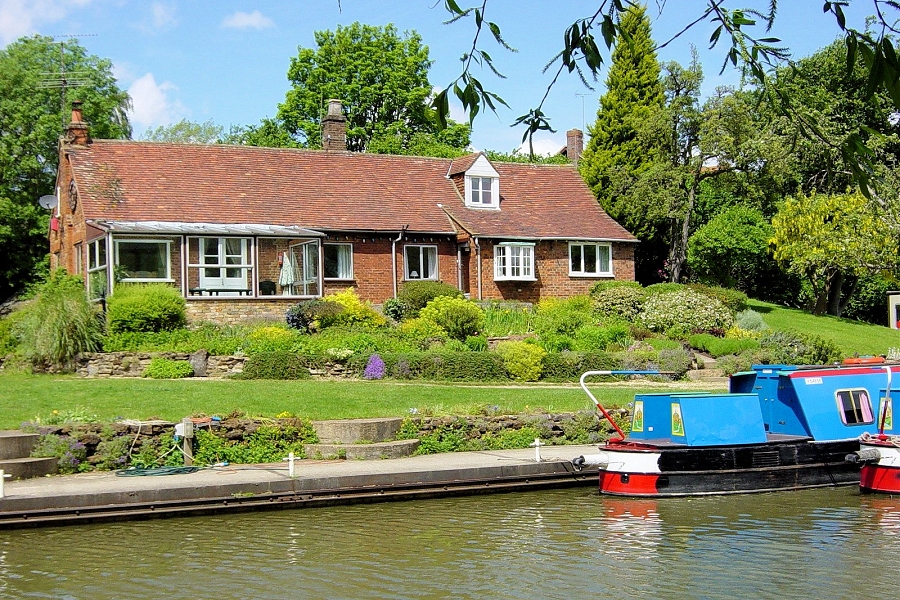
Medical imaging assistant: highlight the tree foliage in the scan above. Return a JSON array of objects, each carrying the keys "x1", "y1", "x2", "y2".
[
  {"x1": 277, "y1": 22, "x2": 435, "y2": 152},
  {"x1": 580, "y1": 4, "x2": 663, "y2": 209},
  {"x1": 771, "y1": 190, "x2": 899, "y2": 316},
  {"x1": 0, "y1": 36, "x2": 131, "y2": 302},
  {"x1": 142, "y1": 119, "x2": 223, "y2": 144}
]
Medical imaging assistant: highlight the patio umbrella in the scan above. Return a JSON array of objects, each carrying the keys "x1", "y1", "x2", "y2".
[{"x1": 278, "y1": 251, "x2": 295, "y2": 294}]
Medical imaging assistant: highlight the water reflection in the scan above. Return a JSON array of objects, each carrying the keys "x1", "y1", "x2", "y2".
[{"x1": 1, "y1": 487, "x2": 899, "y2": 599}]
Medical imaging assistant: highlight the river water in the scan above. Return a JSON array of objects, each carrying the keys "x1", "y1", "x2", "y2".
[{"x1": 2, "y1": 486, "x2": 898, "y2": 599}]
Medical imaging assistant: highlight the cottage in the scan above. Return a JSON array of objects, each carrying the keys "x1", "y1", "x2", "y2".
[{"x1": 49, "y1": 100, "x2": 637, "y2": 323}]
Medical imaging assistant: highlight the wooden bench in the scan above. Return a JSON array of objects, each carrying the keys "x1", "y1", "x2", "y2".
[{"x1": 188, "y1": 287, "x2": 252, "y2": 296}]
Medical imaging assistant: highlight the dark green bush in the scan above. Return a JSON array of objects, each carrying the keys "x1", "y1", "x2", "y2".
[
  {"x1": 397, "y1": 281, "x2": 463, "y2": 317},
  {"x1": 286, "y1": 299, "x2": 344, "y2": 333},
  {"x1": 239, "y1": 351, "x2": 311, "y2": 380},
  {"x1": 193, "y1": 421, "x2": 318, "y2": 465},
  {"x1": 688, "y1": 334, "x2": 759, "y2": 357},
  {"x1": 103, "y1": 324, "x2": 244, "y2": 355},
  {"x1": 593, "y1": 285, "x2": 645, "y2": 322},
  {"x1": 758, "y1": 330, "x2": 842, "y2": 365},
  {"x1": 142, "y1": 357, "x2": 194, "y2": 379},
  {"x1": 842, "y1": 274, "x2": 893, "y2": 325},
  {"x1": 382, "y1": 297, "x2": 408, "y2": 322},
  {"x1": 540, "y1": 351, "x2": 616, "y2": 382},
  {"x1": 107, "y1": 283, "x2": 186, "y2": 333},
  {"x1": 357, "y1": 351, "x2": 508, "y2": 381},
  {"x1": 688, "y1": 284, "x2": 748, "y2": 313},
  {"x1": 572, "y1": 323, "x2": 632, "y2": 352},
  {"x1": 464, "y1": 335, "x2": 488, "y2": 351}
]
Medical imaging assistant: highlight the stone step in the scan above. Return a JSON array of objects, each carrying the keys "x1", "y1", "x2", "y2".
[
  {"x1": 312, "y1": 418, "x2": 404, "y2": 445},
  {"x1": 0, "y1": 456, "x2": 58, "y2": 480},
  {"x1": 686, "y1": 368, "x2": 727, "y2": 380},
  {"x1": 305, "y1": 439, "x2": 420, "y2": 460},
  {"x1": 0, "y1": 431, "x2": 39, "y2": 460}
]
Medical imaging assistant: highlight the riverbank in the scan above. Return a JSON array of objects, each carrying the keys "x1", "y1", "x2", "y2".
[{"x1": 0, "y1": 444, "x2": 601, "y2": 529}]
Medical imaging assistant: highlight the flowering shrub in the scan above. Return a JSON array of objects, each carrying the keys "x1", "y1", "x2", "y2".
[
  {"x1": 397, "y1": 317, "x2": 448, "y2": 349},
  {"x1": 243, "y1": 326, "x2": 299, "y2": 354},
  {"x1": 419, "y1": 296, "x2": 484, "y2": 341},
  {"x1": 638, "y1": 288, "x2": 734, "y2": 336},
  {"x1": 533, "y1": 297, "x2": 594, "y2": 338},
  {"x1": 592, "y1": 285, "x2": 645, "y2": 322},
  {"x1": 363, "y1": 353, "x2": 386, "y2": 379},
  {"x1": 31, "y1": 434, "x2": 88, "y2": 474},
  {"x1": 496, "y1": 340, "x2": 546, "y2": 382},
  {"x1": 320, "y1": 288, "x2": 386, "y2": 328}
]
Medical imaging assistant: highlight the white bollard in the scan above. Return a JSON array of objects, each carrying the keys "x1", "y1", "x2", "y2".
[
  {"x1": 530, "y1": 438, "x2": 544, "y2": 463},
  {"x1": 284, "y1": 452, "x2": 296, "y2": 477},
  {"x1": 0, "y1": 469, "x2": 11, "y2": 499}
]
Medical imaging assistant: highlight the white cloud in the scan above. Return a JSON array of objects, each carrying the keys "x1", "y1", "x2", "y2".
[
  {"x1": 127, "y1": 72, "x2": 187, "y2": 129},
  {"x1": 221, "y1": 10, "x2": 274, "y2": 30},
  {"x1": 0, "y1": 0, "x2": 67, "y2": 45},
  {"x1": 150, "y1": 2, "x2": 177, "y2": 29}
]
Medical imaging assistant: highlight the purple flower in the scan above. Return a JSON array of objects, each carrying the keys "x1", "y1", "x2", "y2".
[{"x1": 363, "y1": 354, "x2": 386, "y2": 380}]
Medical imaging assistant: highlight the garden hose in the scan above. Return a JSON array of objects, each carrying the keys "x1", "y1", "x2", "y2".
[{"x1": 115, "y1": 466, "x2": 200, "y2": 477}]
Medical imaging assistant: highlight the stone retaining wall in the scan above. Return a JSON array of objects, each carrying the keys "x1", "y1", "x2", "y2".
[{"x1": 74, "y1": 351, "x2": 247, "y2": 378}]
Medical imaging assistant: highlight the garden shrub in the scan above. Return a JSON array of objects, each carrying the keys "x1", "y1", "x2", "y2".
[
  {"x1": 689, "y1": 334, "x2": 758, "y2": 357},
  {"x1": 758, "y1": 330, "x2": 842, "y2": 365},
  {"x1": 103, "y1": 323, "x2": 245, "y2": 355},
  {"x1": 319, "y1": 288, "x2": 386, "y2": 328},
  {"x1": 533, "y1": 296, "x2": 594, "y2": 339},
  {"x1": 588, "y1": 280, "x2": 642, "y2": 298},
  {"x1": 644, "y1": 283, "x2": 685, "y2": 297},
  {"x1": 414, "y1": 420, "x2": 471, "y2": 454},
  {"x1": 481, "y1": 301, "x2": 534, "y2": 336},
  {"x1": 688, "y1": 284, "x2": 748, "y2": 313},
  {"x1": 365, "y1": 351, "x2": 507, "y2": 381},
  {"x1": 106, "y1": 283, "x2": 186, "y2": 333},
  {"x1": 193, "y1": 421, "x2": 318, "y2": 465},
  {"x1": 496, "y1": 340, "x2": 546, "y2": 382},
  {"x1": 540, "y1": 351, "x2": 615, "y2": 382},
  {"x1": 842, "y1": 274, "x2": 893, "y2": 325},
  {"x1": 638, "y1": 288, "x2": 734, "y2": 336},
  {"x1": 644, "y1": 337, "x2": 683, "y2": 351},
  {"x1": 239, "y1": 351, "x2": 311, "y2": 380},
  {"x1": 382, "y1": 297, "x2": 408, "y2": 322},
  {"x1": 593, "y1": 286, "x2": 646, "y2": 322},
  {"x1": 142, "y1": 357, "x2": 194, "y2": 379},
  {"x1": 286, "y1": 299, "x2": 344, "y2": 333},
  {"x1": 397, "y1": 281, "x2": 463, "y2": 317},
  {"x1": 734, "y1": 309, "x2": 769, "y2": 332},
  {"x1": 419, "y1": 296, "x2": 484, "y2": 341},
  {"x1": 571, "y1": 323, "x2": 632, "y2": 352},
  {"x1": 396, "y1": 317, "x2": 449, "y2": 349},
  {"x1": 242, "y1": 326, "x2": 300, "y2": 354},
  {"x1": 30, "y1": 434, "x2": 88, "y2": 474},
  {"x1": 363, "y1": 353, "x2": 386, "y2": 379},
  {"x1": 656, "y1": 347, "x2": 694, "y2": 379},
  {"x1": 0, "y1": 314, "x2": 20, "y2": 357},
  {"x1": 13, "y1": 270, "x2": 103, "y2": 369}
]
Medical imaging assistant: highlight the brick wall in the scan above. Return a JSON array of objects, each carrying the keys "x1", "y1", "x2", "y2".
[{"x1": 468, "y1": 240, "x2": 635, "y2": 303}]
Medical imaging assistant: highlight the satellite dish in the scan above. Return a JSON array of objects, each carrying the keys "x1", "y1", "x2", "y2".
[{"x1": 38, "y1": 195, "x2": 58, "y2": 209}]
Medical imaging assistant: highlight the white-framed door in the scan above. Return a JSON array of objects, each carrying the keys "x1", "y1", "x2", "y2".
[
  {"x1": 288, "y1": 240, "x2": 319, "y2": 296},
  {"x1": 200, "y1": 237, "x2": 249, "y2": 292}
]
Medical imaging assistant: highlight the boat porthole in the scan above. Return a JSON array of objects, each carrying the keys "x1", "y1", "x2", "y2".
[{"x1": 620, "y1": 474, "x2": 630, "y2": 484}]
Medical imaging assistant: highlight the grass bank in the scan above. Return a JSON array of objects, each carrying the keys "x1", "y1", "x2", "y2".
[
  {"x1": 748, "y1": 300, "x2": 900, "y2": 356},
  {"x1": 0, "y1": 372, "x2": 718, "y2": 430}
]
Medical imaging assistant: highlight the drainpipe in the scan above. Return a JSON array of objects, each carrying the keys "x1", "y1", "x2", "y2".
[
  {"x1": 473, "y1": 236, "x2": 482, "y2": 301},
  {"x1": 456, "y1": 244, "x2": 463, "y2": 294},
  {"x1": 391, "y1": 225, "x2": 408, "y2": 298}
]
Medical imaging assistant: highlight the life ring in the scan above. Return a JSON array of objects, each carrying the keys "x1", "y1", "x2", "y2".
[{"x1": 843, "y1": 356, "x2": 885, "y2": 365}]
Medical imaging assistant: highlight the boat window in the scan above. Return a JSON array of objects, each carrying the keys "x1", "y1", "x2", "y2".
[{"x1": 835, "y1": 389, "x2": 875, "y2": 425}]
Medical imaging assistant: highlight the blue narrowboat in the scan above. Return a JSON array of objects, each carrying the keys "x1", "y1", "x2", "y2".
[{"x1": 572, "y1": 363, "x2": 899, "y2": 496}]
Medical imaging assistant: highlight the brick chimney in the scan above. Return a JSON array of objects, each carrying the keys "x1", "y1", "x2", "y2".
[
  {"x1": 66, "y1": 100, "x2": 90, "y2": 146},
  {"x1": 322, "y1": 99, "x2": 346, "y2": 151},
  {"x1": 566, "y1": 129, "x2": 583, "y2": 164}
]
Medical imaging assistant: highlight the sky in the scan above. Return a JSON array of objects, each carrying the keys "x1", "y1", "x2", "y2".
[{"x1": 0, "y1": 0, "x2": 877, "y2": 155}]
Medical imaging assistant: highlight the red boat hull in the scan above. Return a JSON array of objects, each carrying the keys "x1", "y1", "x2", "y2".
[{"x1": 860, "y1": 463, "x2": 900, "y2": 493}]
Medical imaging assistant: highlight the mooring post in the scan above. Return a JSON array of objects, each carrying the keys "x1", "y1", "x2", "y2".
[
  {"x1": 284, "y1": 452, "x2": 296, "y2": 477},
  {"x1": 530, "y1": 438, "x2": 544, "y2": 463},
  {"x1": 0, "y1": 469, "x2": 10, "y2": 499},
  {"x1": 181, "y1": 418, "x2": 194, "y2": 466}
]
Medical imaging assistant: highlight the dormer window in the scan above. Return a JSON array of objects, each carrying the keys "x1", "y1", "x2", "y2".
[{"x1": 463, "y1": 155, "x2": 500, "y2": 209}]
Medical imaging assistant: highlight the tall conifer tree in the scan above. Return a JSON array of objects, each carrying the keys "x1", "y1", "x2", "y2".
[{"x1": 580, "y1": 4, "x2": 663, "y2": 216}]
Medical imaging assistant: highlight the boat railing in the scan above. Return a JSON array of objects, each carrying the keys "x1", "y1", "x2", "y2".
[{"x1": 579, "y1": 370, "x2": 667, "y2": 443}]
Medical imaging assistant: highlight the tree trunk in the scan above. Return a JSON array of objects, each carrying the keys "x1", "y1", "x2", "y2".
[
  {"x1": 826, "y1": 270, "x2": 845, "y2": 316},
  {"x1": 668, "y1": 180, "x2": 697, "y2": 283}
]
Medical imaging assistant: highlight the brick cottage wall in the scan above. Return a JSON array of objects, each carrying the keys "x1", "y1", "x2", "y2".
[{"x1": 468, "y1": 240, "x2": 636, "y2": 303}]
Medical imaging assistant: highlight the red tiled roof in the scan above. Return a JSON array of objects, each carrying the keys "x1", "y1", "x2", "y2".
[{"x1": 67, "y1": 141, "x2": 636, "y2": 242}]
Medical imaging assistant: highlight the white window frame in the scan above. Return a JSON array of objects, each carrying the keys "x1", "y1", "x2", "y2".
[
  {"x1": 404, "y1": 244, "x2": 438, "y2": 280},
  {"x1": 569, "y1": 242, "x2": 613, "y2": 277},
  {"x1": 115, "y1": 239, "x2": 172, "y2": 282},
  {"x1": 494, "y1": 242, "x2": 535, "y2": 281},
  {"x1": 323, "y1": 243, "x2": 354, "y2": 280},
  {"x1": 87, "y1": 238, "x2": 108, "y2": 300}
]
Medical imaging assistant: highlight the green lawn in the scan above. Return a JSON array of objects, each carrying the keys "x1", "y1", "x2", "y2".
[
  {"x1": 0, "y1": 372, "x2": 697, "y2": 430},
  {"x1": 748, "y1": 300, "x2": 900, "y2": 356}
]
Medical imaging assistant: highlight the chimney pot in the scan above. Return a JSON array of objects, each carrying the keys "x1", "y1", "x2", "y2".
[{"x1": 66, "y1": 100, "x2": 90, "y2": 146}]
